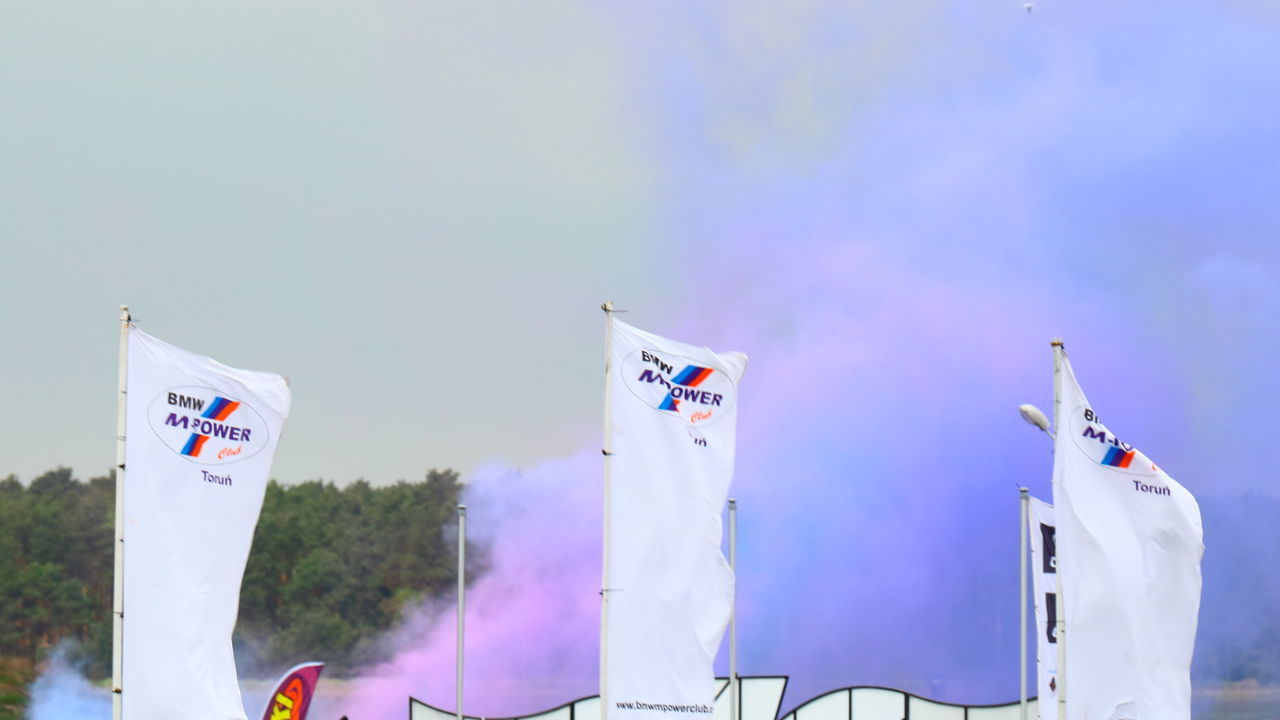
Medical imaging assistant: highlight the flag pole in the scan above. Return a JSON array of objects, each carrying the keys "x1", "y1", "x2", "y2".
[
  {"x1": 1050, "y1": 339, "x2": 1067, "y2": 720},
  {"x1": 728, "y1": 499, "x2": 739, "y2": 720},
  {"x1": 113, "y1": 305, "x2": 130, "y2": 720},
  {"x1": 600, "y1": 301, "x2": 616, "y2": 720},
  {"x1": 1019, "y1": 487, "x2": 1029, "y2": 720},
  {"x1": 457, "y1": 503, "x2": 467, "y2": 720}
]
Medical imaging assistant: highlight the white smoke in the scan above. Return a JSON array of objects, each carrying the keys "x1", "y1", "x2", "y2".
[
  {"x1": 26, "y1": 644, "x2": 111, "y2": 720},
  {"x1": 24, "y1": 647, "x2": 328, "y2": 720}
]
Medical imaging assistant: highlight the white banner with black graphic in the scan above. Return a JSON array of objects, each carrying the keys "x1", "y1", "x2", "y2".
[
  {"x1": 605, "y1": 319, "x2": 747, "y2": 720},
  {"x1": 1052, "y1": 354, "x2": 1203, "y2": 720},
  {"x1": 123, "y1": 327, "x2": 291, "y2": 720},
  {"x1": 1027, "y1": 497, "x2": 1057, "y2": 720}
]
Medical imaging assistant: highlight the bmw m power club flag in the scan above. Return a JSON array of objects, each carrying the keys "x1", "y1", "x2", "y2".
[
  {"x1": 122, "y1": 326, "x2": 291, "y2": 720},
  {"x1": 1027, "y1": 497, "x2": 1058, "y2": 720},
  {"x1": 604, "y1": 318, "x2": 747, "y2": 720},
  {"x1": 1051, "y1": 352, "x2": 1202, "y2": 720}
]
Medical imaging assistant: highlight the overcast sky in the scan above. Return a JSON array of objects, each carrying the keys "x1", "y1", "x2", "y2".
[
  {"x1": 2, "y1": 0, "x2": 675, "y2": 483},
  {"x1": 4, "y1": 0, "x2": 1279, "y2": 494}
]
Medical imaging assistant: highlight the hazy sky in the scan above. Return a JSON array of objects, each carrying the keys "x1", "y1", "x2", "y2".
[
  {"x1": 3, "y1": 0, "x2": 678, "y2": 484},
  {"x1": 5, "y1": 0, "x2": 1278, "y2": 488}
]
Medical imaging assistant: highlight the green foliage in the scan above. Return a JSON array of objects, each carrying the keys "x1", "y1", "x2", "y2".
[
  {"x1": 0, "y1": 656, "x2": 37, "y2": 720},
  {"x1": 236, "y1": 470, "x2": 480, "y2": 673},
  {"x1": 0, "y1": 469, "x2": 111, "y2": 675},
  {"x1": 0, "y1": 467, "x2": 479, "y2": 681}
]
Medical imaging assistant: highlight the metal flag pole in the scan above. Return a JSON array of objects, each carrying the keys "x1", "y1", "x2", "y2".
[
  {"x1": 728, "y1": 499, "x2": 739, "y2": 720},
  {"x1": 113, "y1": 306, "x2": 130, "y2": 720},
  {"x1": 1019, "y1": 487, "x2": 1029, "y2": 720},
  {"x1": 1050, "y1": 339, "x2": 1067, "y2": 720},
  {"x1": 600, "y1": 301, "x2": 616, "y2": 720},
  {"x1": 457, "y1": 504, "x2": 467, "y2": 720}
]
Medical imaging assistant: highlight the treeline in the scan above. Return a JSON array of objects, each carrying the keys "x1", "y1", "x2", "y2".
[
  {"x1": 0, "y1": 470, "x2": 112, "y2": 676},
  {"x1": 236, "y1": 472, "x2": 482, "y2": 673},
  {"x1": 0, "y1": 467, "x2": 481, "y2": 678}
]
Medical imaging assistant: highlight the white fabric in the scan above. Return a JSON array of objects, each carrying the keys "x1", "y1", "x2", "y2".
[
  {"x1": 1051, "y1": 355, "x2": 1203, "y2": 720},
  {"x1": 122, "y1": 327, "x2": 291, "y2": 720},
  {"x1": 1027, "y1": 497, "x2": 1058, "y2": 720},
  {"x1": 604, "y1": 319, "x2": 747, "y2": 720}
]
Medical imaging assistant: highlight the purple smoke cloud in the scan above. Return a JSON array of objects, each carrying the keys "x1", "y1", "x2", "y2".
[
  {"x1": 335, "y1": 1, "x2": 1280, "y2": 714},
  {"x1": 337, "y1": 454, "x2": 603, "y2": 717},
  {"x1": 332, "y1": 248, "x2": 1176, "y2": 716}
]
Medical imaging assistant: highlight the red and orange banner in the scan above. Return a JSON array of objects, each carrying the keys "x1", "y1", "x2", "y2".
[{"x1": 260, "y1": 663, "x2": 324, "y2": 720}]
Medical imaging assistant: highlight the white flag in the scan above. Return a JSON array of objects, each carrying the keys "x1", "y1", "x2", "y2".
[
  {"x1": 122, "y1": 327, "x2": 291, "y2": 720},
  {"x1": 1027, "y1": 497, "x2": 1058, "y2": 720},
  {"x1": 604, "y1": 318, "x2": 747, "y2": 720},
  {"x1": 1052, "y1": 353, "x2": 1203, "y2": 720}
]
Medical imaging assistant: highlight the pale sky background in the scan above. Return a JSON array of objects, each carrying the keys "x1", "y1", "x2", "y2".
[
  {"x1": 2, "y1": 0, "x2": 682, "y2": 484},
  {"x1": 4, "y1": 0, "x2": 1280, "y2": 491}
]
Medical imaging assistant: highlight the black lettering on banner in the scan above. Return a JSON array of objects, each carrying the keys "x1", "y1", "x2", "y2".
[
  {"x1": 167, "y1": 393, "x2": 204, "y2": 412},
  {"x1": 1046, "y1": 592, "x2": 1058, "y2": 644},
  {"x1": 1040, "y1": 523, "x2": 1056, "y2": 573}
]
